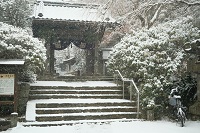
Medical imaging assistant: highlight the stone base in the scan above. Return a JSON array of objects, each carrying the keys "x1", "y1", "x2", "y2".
[
  {"x1": 0, "y1": 120, "x2": 11, "y2": 131},
  {"x1": 147, "y1": 110, "x2": 154, "y2": 121},
  {"x1": 189, "y1": 101, "x2": 200, "y2": 116}
]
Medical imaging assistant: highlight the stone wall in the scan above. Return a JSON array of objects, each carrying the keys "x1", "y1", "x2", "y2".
[
  {"x1": 17, "y1": 83, "x2": 30, "y2": 116},
  {"x1": 189, "y1": 75, "x2": 200, "y2": 120}
]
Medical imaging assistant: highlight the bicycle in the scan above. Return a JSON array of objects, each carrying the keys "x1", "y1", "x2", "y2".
[{"x1": 169, "y1": 88, "x2": 187, "y2": 127}]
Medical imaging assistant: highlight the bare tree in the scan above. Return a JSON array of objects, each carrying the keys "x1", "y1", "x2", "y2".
[
  {"x1": 98, "y1": 0, "x2": 200, "y2": 29},
  {"x1": 79, "y1": 0, "x2": 199, "y2": 47}
]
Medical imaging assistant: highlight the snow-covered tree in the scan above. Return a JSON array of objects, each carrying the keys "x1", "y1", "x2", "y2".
[
  {"x1": 78, "y1": 0, "x2": 200, "y2": 50},
  {"x1": 0, "y1": 0, "x2": 32, "y2": 28},
  {"x1": 100, "y1": 0, "x2": 200, "y2": 29},
  {"x1": 0, "y1": 22, "x2": 46, "y2": 82},
  {"x1": 107, "y1": 17, "x2": 199, "y2": 107}
]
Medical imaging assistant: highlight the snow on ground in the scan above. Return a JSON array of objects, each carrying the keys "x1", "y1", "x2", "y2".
[
  {"x1": 29, "y1": 81, "x2": 118, "y2": 87},
  {"x1": 2, "y1": 120, "x2": 200, "y2": 133},
  {"x1": 14, "y1": 80, "x2": 200, "y2": 133}
]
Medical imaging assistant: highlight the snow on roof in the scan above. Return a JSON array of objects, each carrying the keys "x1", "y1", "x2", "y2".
[
  {"x1": 0, "y1": 59, "x2": 25, "y2": 65},
  {"x1": 32, "y1": 1, "x2": 116, "y2": 23}
]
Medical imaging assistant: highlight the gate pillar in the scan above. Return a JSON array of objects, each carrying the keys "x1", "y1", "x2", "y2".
[
  {"x1": 85, "y1": 49, "x2": 95, "y2": 75},
  {"x1": 46, "y1": 43, "x2": 55, "y2": 75}
]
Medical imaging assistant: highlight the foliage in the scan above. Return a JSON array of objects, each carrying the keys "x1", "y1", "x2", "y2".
[
  {"x1": 0, "y1": 0, "x2": 32, "y2": 28},
  {"x1": 160, "y1": 74, "x2": 197, "y2": 119},
  {"x1": 0, "y1": 22, "x2": 46, "y2": 82},
  {"x1": 0, "y1": 105, "x2": 14, "y2": 116},
  {"x1": 165, "y1": 74, "x2": 197, "y2": 108},
  {"x1": 107, "y1": 17, "x2": 199, "y2": 113},
  {"x1": 0, "y1": 96, "x2": 14, "y2": 116}
]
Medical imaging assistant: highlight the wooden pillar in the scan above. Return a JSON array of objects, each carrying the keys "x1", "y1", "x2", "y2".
[
  {"x1": 14, "y1": 74, "x2": 18, "y2": 113},
  {"x1": 94, "y1": 42, "x2": 100, "y2": 75},
  {"x1": 49, "y1": 43, "x2": 55, "y2": 74},
  {"x1": 45, "y1": 43, "x2": 55, "y2": 75},
  {"x1": 86, "y1": 48, "x2": 95, "y2": 75},
  {"x1": 45, "y1": 43, "x2": 51, "y2": 74}
]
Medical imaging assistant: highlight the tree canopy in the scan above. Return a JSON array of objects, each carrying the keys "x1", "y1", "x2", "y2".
[
  {"x1": 0, "y1": 0, "x2": 32, "y2": 28},
  {"x1": 0, "y1": 22, "x2": 46, "y2": 81},
  {"x1": 107, "y1": 17, "x2": 199, "y2": 107}
]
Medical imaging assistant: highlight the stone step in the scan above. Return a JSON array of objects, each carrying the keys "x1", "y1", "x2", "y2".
[
  {"x1": 36, "y1": 106, "x2": 137, "y2": 114},
  {"x1": 36, "y1": 101, "x2": 136, "y2": 108},
  {"x1": 40, "y1": 76, "x2": 115, "y2": 81},
  {"x1": 57, "y1": 76, "x2": 115, "y2": 81},
  {"x1": 29, "y1": 94, "x2": 123, "y2": 99},
  {"x1": 36, "y1": 112, "x2": 138, "y2": 122},
  {"x1": 30, "y1": 89, "x2": 122, "y2": 95},
  {"x1": 25, "y1": 81, "x2": 139, "y2": 125},
  {"x1": 30, "y1": 86, "x2": 122, "y2": 90}
]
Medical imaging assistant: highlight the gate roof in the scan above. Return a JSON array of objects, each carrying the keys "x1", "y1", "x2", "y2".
[
  {"x1": 31, "y1": 1, "x2": 117, "y2": 50},
  {"x1": 32, "y1": 1, "x2": 115, "y2": 23}
]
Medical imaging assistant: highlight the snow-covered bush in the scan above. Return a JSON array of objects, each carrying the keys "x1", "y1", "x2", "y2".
[
  {"x1": 0, "y1": 22, "x2": 46, "y2": 82},
  {"x1": 107, "y1": 17, "x2": 199, "y2": 110},
  {"x1": 147, "y1": 100, "x2": 155, "y2": 110},
  {"x1": 0, "y1": 0, "x2": 32, "y2": 28}
]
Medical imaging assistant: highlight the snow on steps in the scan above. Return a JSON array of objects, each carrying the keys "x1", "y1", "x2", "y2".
[
  {"x1": 25, "y1": 81, "x2": 138, "y2": 126},
  {"x1": 29, "y1": 87, "x2": 123, "y2": 99},
  {"x1": 41, "y1": 75, "x2": 115, "y2": 82}
]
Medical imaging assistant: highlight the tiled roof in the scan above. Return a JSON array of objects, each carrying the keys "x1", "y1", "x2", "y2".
[{"x1": 32, "y1": 1, "x2": 116, "y2": 23}]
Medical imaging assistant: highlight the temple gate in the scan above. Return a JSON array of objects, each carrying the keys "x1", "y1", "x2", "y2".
[{"x1": 31, "y1": 1, "x2": 116, "y2": 75}]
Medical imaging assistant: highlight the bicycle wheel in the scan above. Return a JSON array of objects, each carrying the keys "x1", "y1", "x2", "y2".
[
  {"x1": 178, "y1": 113, "x2": 186, "y2": 127},
  {"x1": 180, "y1": 116, "x2": 184, "y2": 127},
  {"x1": 177, "y1": 107, "x2": 186, "y2": 127}
]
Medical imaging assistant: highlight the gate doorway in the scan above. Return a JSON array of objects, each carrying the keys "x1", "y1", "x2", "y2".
[{"x1": 54, "y1": 43, "x2": 86, "y2": 76}]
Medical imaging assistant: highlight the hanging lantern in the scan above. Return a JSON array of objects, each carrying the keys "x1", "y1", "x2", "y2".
[{"x1": 38, "y1": 0, "x2": 44, "y2": 17}]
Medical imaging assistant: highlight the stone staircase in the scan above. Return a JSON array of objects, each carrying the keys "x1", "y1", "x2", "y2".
[
  {"x1": 29, "y1": 86, "x2": 122, "y2": 99},
  {"x1": 24, "y1": 81, "x2": 139, "y2": 126}
]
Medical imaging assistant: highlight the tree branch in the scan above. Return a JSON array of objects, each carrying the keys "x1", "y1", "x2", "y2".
[
  {"x1": 137, "y1": 14, "x2": 146, "y2": 27},
  {"x1": 148, "y1": 4, "x2": 163, "y2": 29},
  {"x1": 176, "y1": 0, "x2": 200, "y2": 6}
]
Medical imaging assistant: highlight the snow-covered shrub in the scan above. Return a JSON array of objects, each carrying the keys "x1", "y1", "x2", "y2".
[
  {"x1": 0, "y1": 0, "x2": 32, "y2": 28},
  {"x1": 147, "y1": 100, "x2": 155, "y2": 110},
  {"x1": 107, "y1": 17, "x2": 199, "y2": 112},
  {"x1": 0, "y1": 22, "x2": 46, "y2": 82}
]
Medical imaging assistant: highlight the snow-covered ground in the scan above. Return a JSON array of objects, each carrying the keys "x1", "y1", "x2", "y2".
[
  {"x1": 4, "y1": 80, "x2": 197, "y2": 133},
  {"x1": 2, "y1": 120, "x2": 200, "y2": 133}
]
